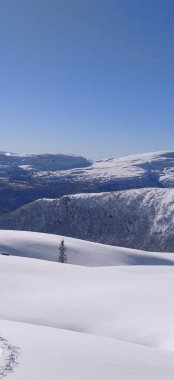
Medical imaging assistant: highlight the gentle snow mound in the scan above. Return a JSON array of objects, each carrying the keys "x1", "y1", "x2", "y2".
[{"x1": 1, "y1": 230, "x2": 174, "y2": 266}]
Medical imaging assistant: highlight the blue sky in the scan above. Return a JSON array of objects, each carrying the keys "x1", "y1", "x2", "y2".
[{"x1": 0, "y1": 0, "x2": 174, "y2": 159}]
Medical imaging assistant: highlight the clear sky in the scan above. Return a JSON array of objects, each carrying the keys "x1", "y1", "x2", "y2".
[{"x1": 0, "y1": 0, "x2": 174, "y2": 159}]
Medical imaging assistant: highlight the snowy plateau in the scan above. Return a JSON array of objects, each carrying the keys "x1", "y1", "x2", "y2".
[{"x1": 1, "y1": 151, "x2": 174, "y2": 378}]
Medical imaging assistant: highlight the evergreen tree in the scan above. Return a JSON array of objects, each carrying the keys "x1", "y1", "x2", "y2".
[{"x1": 58, "y1": 239, "x2": 67, "y2": 263}]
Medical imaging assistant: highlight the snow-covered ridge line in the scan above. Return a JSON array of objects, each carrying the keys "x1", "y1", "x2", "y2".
[
  {"x1": 0, "y1": 151, "x2": 89, "y2": 159},
  {"x1": 1, "y1": 186, "x2": 174, "y2": 252},
  {"x1": 0, "y1": 149, "x2": 170, "y2": 159}
]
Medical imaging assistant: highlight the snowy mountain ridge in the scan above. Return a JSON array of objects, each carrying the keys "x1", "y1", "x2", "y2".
[
  {"x1": 0, "y1": 150, "x2": 174, "y2": 212},
  {"x1": 1, "y1": 187, "x2": 174, "y2": 252}
]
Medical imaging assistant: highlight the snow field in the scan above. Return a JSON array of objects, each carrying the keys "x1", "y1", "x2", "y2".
[
  {"x1": 1, "y1": 229, "x2": 174, "y2": 378},
  {"x1": 1, "y1": 255, "x2": 174, "y2": 352},
  {"x1": 0, "y1": 319, "x2": 174, "y2": 380}
]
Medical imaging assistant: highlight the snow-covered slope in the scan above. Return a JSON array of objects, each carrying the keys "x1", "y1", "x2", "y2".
[
  {"x1": 60, "y1": 150, "x2": 174, "y2": 187},
  {"x1": 1, "y1": 319, "x2": 174, "y2": 380},
  {"x1": 1, "y1": 255, "x2": 174, "y2": 379},
  {"x1": 1, "y1": 187, "x2": 174, "y2": 252},
  {"x1": 1, "y1": 230, "x2": 174, "y2": 266}
]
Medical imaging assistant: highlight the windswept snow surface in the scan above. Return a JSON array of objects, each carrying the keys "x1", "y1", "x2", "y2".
[
  {"x1": 1, "y1": 319, "x2": 174, "y2": 380},
  {"x1": 1, "y1": 230, "x2": 174, "y2": 266},
  {"x1": 1, "y1": 255, "x2": 174, "y2": 379}
]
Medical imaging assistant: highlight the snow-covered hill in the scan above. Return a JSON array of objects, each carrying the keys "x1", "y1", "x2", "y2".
[
  {"x1": 1, "y1": 230, "x2": 174, "y2": 265},
  {"x1": 0, "y1": 152, "x2": 91, "y2": 212},
  {"x1": 1, "y1": 187, "x2": 174, "y2": 252},
  {"x1": 60, "y1": 150, "x2": 174, "y2": 188},
  {"x1": 0, "y1": 151, "x2": 91, "y2": 171},
  {"x1": 1, "y1": 254, "x2": 174, "y2": 379}
]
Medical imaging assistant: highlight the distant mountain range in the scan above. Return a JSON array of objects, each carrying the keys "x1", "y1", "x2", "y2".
[{"x1": 1, "y1": 150, "x2": 174, "y2": 252}]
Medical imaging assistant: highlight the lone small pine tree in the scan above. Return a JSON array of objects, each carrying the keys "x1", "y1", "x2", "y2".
[{"x1": 58, "y1": 240, "x2": 67, "y2": 263}]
